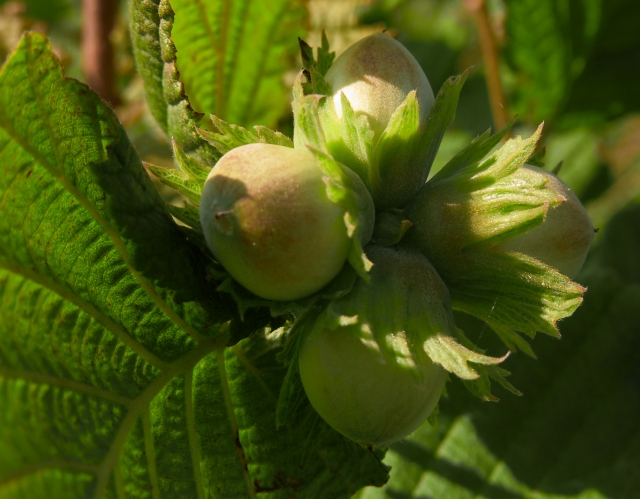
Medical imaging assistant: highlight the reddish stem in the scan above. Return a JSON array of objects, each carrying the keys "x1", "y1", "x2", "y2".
[
  {"x1": 82, "y1": 0, "x2": 121, "y2": 106},
  {"x1": 464, "y1": 0, "x2": 509, "y2": 132}
]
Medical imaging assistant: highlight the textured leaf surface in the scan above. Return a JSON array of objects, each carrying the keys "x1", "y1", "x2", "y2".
[
  {"x1": 130, "y1": 0, "x2": 219, "y2": 165},
  {"x1": 505, "y1": 0, "x2": 572, "y2": 122},
  {"x1": 357, "y1": 204, "x2": 640, "y2": 499},
  {"x1": 504, "y1": 0, "x2": 640, "y2": 125},
  {"x1": 170, "y1": 0, "x2": 306, "y2": 129},
  {"x1": 0, "y1": 34, "x2": 389, "y2": 498}
]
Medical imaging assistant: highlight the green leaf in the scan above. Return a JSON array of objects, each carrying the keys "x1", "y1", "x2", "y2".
[
  {"x1": 129, "y1": 0, "x2": 219, "y2": 165},
  {"x1": 299, "y1": 32, "x2": 335, "y2": 78},
  {"x1": 145, "y1": 161, "x2": 203, "y2": 204},
  {"x1": 298, "y1": 33, "x2": 335, "y2": 94},
  {"x1": 563, "y1": 0, "x2": 640, "y2": 123},
  {"x1": 0, "y1": 33, "x2": 390, "y2": 498},
  {"x1": 505, "y1": 0, "x2": 573, "y2": 122},
  {"x1": 317, "y1": 90, "x2": 375, "y2": 187},
  {"x1": 371, "y1": 91, "x2": 420, "y2": 204},
  {"x1": 169, "y1": 0, "x2": 306, "y2": 129},
  {"x1": 292, "y1": 76, "x2": 331, "y2": 153},
  {"x1": 166, "y1": 202, "x2": 203, "y2": 234},
  {"x1": 358, "y1": 204, "x2": 640, "y2": 499},
  {"x1": 173, "y1": 140, "x2": 211, "y2": 184},
  {"x1": 504, "y1": 0, "x2": 640, "y2": 125},
  {"x1": 449, "y1": 251, "x2": 586, "y2": 339},
  {"x1": 254, "y1": 126, "x2": 294, "y2": 148},
  {"x1": 430, "y1": 117, "x2": 516, "y2": 184}
]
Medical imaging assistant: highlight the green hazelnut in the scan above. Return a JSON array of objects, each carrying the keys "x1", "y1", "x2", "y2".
[
  {"x1": 495, "y1": 165, "x2": 595, "y2": 278},
  {"x1": 299, "y1": 323, "x2": 446, "y2": 447},
  {"x1": 299, "y1": 245, "x2": 450, "y2": 447},
  {"x1": 324, "y1": 32, "x2": 435, "y2": 145},
  {"x1": 199, "y1": 143, "x2": 374, "y2": 301}
]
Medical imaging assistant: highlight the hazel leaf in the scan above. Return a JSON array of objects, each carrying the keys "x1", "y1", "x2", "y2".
[
  {"x1": 0, "y1": 33, "x2": 389, "y2": 498},
  {"x1": 130, "y1": 0, "x2": 219, "y2": 164}
]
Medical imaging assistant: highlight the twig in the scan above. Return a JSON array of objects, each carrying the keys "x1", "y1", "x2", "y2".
[
  {"x1": 82, "y1": 0, "x2": 121, "y2": 106},
  {"x1": 463, "y1": 0, "x2": 509, "y2": 132}
]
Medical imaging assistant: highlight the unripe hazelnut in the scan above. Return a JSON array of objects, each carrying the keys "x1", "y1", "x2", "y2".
[
  {"x1": 324, "y1": 32, "x2": 435, "y2": 144},
  {"x1": 299, "y1": 246, "x2": 449, "y2": 447},
  {"x1": 199, "y1": 143, "x2": 374, "y2": 301},
  {"x1": 495, "y1": 165, "x2": 595, "y2": 278},
  {"x1": 299, "y1": 323, "x2": 446, "y2": 447}
]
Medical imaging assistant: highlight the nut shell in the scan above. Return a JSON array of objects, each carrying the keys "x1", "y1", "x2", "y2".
[{"x1": 200, "y1": 143, "x2": 363, "y2": 301}]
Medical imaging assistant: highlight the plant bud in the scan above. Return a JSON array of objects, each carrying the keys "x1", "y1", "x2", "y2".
[
  {"x1": 199, "y1": 143, "x2": 374, "y2": 301},
  {"x1": 324, "y1": 32, "x2": 434, "y2": 144},
  {"x1": 495, "y1": 165, "x2": 595, "y2": 278}
]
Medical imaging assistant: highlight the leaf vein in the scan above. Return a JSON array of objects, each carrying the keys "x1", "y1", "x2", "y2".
[
  {"x1": 0, "y1": 117, "x2": 207, "y2": 345},
  {"x1": 0, "y1": 459, "x2": 100, "y2": 490},
  {"x1": 185, "y1": 368, "x2": 206, "y2": 499},
  {"x1": 142, "y1": 408, "x2": 162, "y2": 499},
  {"x1": 0, "y1": 260, "x2": 168, "y2": 369},
  {"x1": 216, "y1": 349, "x2": 257, "y2": 499},
  {"x1": 242, "y1": 0, "x2": 289, "y2": 124},
  {"x1": 93, "y1": 340, "x2": 224, "y2": 499}
]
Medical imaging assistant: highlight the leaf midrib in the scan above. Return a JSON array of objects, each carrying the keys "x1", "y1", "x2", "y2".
[
  {"x1": 92, "y1": 339, "x2": 224, "y2": 499},
  {"x1": 0, "y1": 70, "x2": 207, "y2": 346},
  {"x1": 217, "y1": 349, "x2": 258, "y2": 499}
]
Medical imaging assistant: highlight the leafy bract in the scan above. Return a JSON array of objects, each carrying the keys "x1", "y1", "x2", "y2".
[
  {"x1": 409, "y1": 124, "x2": 586, "y2": 356},
  {"x1": 0, "y1": 34, "x2": 388, "y2": 498},
  {"x1": 357, "y1": 204, "x2": 640, "y2": 499}
]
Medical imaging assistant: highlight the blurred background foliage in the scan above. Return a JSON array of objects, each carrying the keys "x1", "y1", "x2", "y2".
[
  {"x1": 2, "y1": 0, "x2": 638, "y2": 228},
  {"x1": 1, "y1": 0, "x2": 640, "y2": 497}
]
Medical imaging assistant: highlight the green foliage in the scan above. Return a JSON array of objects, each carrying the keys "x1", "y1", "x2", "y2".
[
  {"x1": 129, "y1": 0, "x2": 219, "y2": 165},
  {"x1": 357, "y1": 204, "x2": 640, "y2": 499},
  {"x1": 0, "y1": 0, "x2": 72, "y2": 22},
  {"x1": 505, "y1": 0, "x2": 640, "y2": 126},
  {"x1": 0, "y1": 33, "x2": 389, "y2": 498},
  {"x1": 169, "y1": 0, "x2": 305, "y2": 129},
  {"x1": 504, "y1": 0, "x2": 574, "y2": 122},
  {"x1": 1, "y1": 0, "x2": 639, "y2": 496},
  {"x1": 564, "y1": 0, "x2": 640, "y2": 124},
  {"x1": 408, "y1": 124, "x2": 586, "y2": 358}
]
